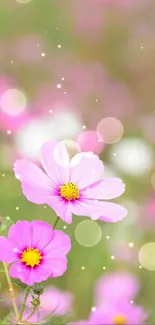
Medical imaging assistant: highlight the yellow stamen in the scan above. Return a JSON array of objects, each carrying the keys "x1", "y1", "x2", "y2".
[
  {"x1": 113, "y1": 315, "x2": 127, "y2": 325},
  {"x1": 21, "y1": 248, "x2": 42, "y2": 267},
  {"x1": 60, "y1": 182, "x2": 80, "y2": 201}
]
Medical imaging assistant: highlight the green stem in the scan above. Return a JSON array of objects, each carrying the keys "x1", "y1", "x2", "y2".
[
  {"x1": 53, "y1": 216, "x2": 60, "y2": 229},
  {"x1": 3, "y1": 262, "x2": 19, "y2": 320},
  {"x1": 18, "y1": 286, "x2": 31, "y2": 322},
  {"x1": 23, "y1": 306, "x2": 37, "y2": 322}
]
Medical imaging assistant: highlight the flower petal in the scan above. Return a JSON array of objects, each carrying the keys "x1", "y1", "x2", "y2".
[
  {"x1": 43, "y1": 230, "x2": 71, "y2": 257},
  {"x1": 46, "y1": 197, "x2": 72, "y2": 224},
  {"x1": 71, "y1": 199, "x2": 127, "y2": 222},
  {"x1": 8, "y1": 221, "x2": 33, "y2": 250},
  {"x1": 81, "y1": 177, "x2": 125, "y2": 200},
  {"x1": 70, "y1": 152, "x2": 104, "y2": 188},
  {"x1": 31, "y1": 221, "x2": 54, "y2": 251},
  {"x1": 39, "y1": 140, "x2": 70, "y2": 184},
  {"x1": 14, "y1": 160, "x2": 52, "y2": 204},
  {"x1": 9, "y1": 262, "x2": 52, "y2": 286},
  {"x1": 44, "y1": 257, "x2": 68, "y2": 277},
  {"x1": 0, "y1": 237, "x2": 16, "y2": 263}
]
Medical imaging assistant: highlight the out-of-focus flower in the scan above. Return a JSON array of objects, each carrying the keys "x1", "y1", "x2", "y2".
[
  {"x1": 94, "y1": 272, "x2": 140, "y2": 304},
  {"x1": 0, "y1": 220, "x2": 71, "y2": 285},
  {"x1": 0, "y1": 75, "x2": 29, "y2": 132},
  {"x1": 89, "y1": 301, "x2": 148, "y2": 324},
  {"x1": 14, "y1": 140, "x2": 127, "y2": 224}
]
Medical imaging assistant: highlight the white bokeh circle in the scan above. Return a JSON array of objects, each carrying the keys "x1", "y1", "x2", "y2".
[
  {"x1": 0, "y1": 88, "x2": 27, "y2": 116},
  {"x1": 138, "y1": 242, "x2": 155, "y2": 270}
]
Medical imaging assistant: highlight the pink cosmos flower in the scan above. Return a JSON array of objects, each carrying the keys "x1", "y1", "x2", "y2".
[
  {"x1": 0, "y1": 220, "x2": 71, "y2": 286},
  {"x1": 14, "y1": 140, "x2": 127, "y2": 224},
  {"x1": 95, "y1": 272, "x2": 140, "y2": 305},
  {"x1": 89, "y1": 301, "x2": 148, "y2": 324}
]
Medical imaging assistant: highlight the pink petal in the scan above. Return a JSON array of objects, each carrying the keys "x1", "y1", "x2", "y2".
[
  {"x1": 46, "y1": 197, "x2": 72, "y2": 224},
  {"x1": 81, "y1": 177, "x2": 125, "y2": 200},
  {"x1": 43, "y1": 230, "x2": 71, "y2": 257},
  {"x1": 14, "y1": 160, "x2": 52, "y2": 204},
  {"x1": 0, "y1": 236, "x2": 16, "y2": 263},
  {"x1": 70, "y1": 152, "x2": 104, "y2": 188},
  {"x1": 39, "y1": 140, "x2": 70, "y2": 184},
  {"x1": 44, "y1": 257, "x2": 68, "y2": 277},
  {"x1": 71, "y1": 199, "x2": 127, "y2": 222},
  {"x1": 31, "y1": 221, "x2": 54, "y2": 250},
  {"x1": 8, "y1": 221, "x2": 33, "y2": 250},
  {"x1": 9, "y1": 262, "x2": 52, "y2": 286}
]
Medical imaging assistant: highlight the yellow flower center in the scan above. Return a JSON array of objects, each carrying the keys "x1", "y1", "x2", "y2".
[
  {"x1": 60, "y1": 182, "x2": 80, "y2": 201},
  {"x1": 113, "y1": 314, "x2": 127, "y2": 325},
  {"x1": 21, "y1": 248, "x2": 42, "y2": 267}
]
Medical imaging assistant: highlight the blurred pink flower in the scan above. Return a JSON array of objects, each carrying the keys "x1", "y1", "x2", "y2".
[
  {"x1": 95, "y1": 272, "x2": 140, "y2": 304},
  {"x1": 0, "y1": 75, "x2": 29, "y2": 132},
  {"x1": 12, "y1": 35, "x2": 45, "y2": 64},
  {"x1": 0, "y1": 220, "x2": 71, "y2": 285},
  {"x1": 14, "y1": 140, "x2": 127, "y2": 224},
  {"x1": 89, "y1": 301, "x2": 148, "y2": 324}
]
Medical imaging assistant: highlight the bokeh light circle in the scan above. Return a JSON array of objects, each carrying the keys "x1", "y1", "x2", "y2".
[
  {"x1": 0, "y1": 89, "x2": 27, "y2": 116},
  {"x1": 109, "y1": 138, "x2": 153, "y2": 176},
  {"x1": 97, "y1": 117, "x2": 124, "y2": 144},
  {"x1": 77, "y1": 130, "x2": 104, "y2": 154},
  {"x1": 62, "y1": 140, "x2": 81, "y2": 158},
  {"x1": 74, "y1": 220, "x2": 102, "y2": 247},
  {"x1": 16, "y1": 0, "x2": 32, "y2": 3},
  {"x1": 138, "y1": 243, "x2": 155, "y2": 270}
]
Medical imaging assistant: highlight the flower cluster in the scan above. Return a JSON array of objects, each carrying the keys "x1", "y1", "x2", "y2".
[{"x1": 0, "y1": 140, "x2": 128, "y2": 324}]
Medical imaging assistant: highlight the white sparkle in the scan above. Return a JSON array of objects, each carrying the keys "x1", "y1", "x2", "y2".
[
  {"x1": 106, "y1": 236, "x2": 110, "y2": 240},
  {"x1": 49, "y1": 109, "x2": 53, "y2": 114},
  {"x1": 91, "y1": 307, "x2": 96, "y2": 312},
  {"x1": 96, "y1": 99, "x2": 98, "y2": 102},
  {"x1": 57, "y1": 44, "x2": 62, "y2": 48},
  {"x1": 139, "y1": 265, "x2": 142, "y2": 269},
  {"x1": 13, "y1": 248, "x2": 18, "y2": 253},
  {"x1": 11, "y1": 61, "x2": 14, "y2": 64},
  {"x1": 81, "y1": 266, "x2": 85, "y2": 270},
  {"x1": 82, "y1": 125, "x2": 86, "y2": 129},
  {"x1": 44, "y1": 206, "x2": 46, "y2": 209},
  {"x1": 63, "y1": 226, "x2": 67, "y2": 230},
  {"x1": 16, "y1": 206, "x2": 19, "y2": 211},
  {"x1": 64, "y1": 91, "x2": 66, "y2": 94},
  {"x1": 57, "y1": 84, "x2": 62, "y2": 89},
  {"x1": 6, "y1": 216, "x2": 10, "y2": 220},
  {"x1": 41, "y1": 53, "x2": 45, "y2": 57},
  {"x1": 102, "y1": 266, "x2": 106, "y2": 270},
  {"x1": 113, "y1": 153, "x2": 116, "y2": 156},
  {"x1": 111, "y1": 255, "x2": 115, "y2": 260},
  {"x1": 7, "y1": 130, "x2": 11, "y2": 135},
  {"x1": 37, "y1": 44, "x2": 40, "y2": 47},
  {"x1": 2, "y1": 174, "x2": 5, "y2": 177},
  {"x1": 61, "y1": 77, "x2": 64, "y2": 81},
  {"x1": 141, "y1": 46, "x2": 143, "y2": 49},
  {"x1": 130, "y1": 300, "x2": 134, "y2": 304},
  {"x1": 129, "y1": 242, "x2": 134, "y2": 248},
  {"x1": 92, "y1": 170, "x2": 96, "y2": 174},
  {"x1": 9, "y1": 288, "x2": 12, "y2": 292}
]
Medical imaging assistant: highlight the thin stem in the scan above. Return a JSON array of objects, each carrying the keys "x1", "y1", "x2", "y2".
[
  {"x1": 18, "y1": 286, "x2": 31, "y2": 322},
  {"x1": 23, "y1": 307, "x2": 37, "y2": 322},
  {"x1": 3, "y1": 262, "x2": 19, "y2": 320},
  {"x1": 53, "y1": 216, "x2": 60, "y2": 229}
]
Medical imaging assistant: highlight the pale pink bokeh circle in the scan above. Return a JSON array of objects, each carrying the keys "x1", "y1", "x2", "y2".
[
  {"x1": 77, "y1": 130, "x2": 104, "y2": 154},
  {"x1": 97, "y1": 117, "x2": 124, "y2": 144}
]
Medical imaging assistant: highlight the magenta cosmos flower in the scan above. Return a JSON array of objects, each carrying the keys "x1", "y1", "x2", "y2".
[
  {"x1": 14, "y1": 140, "x2": 127, "y2": 224},
  {"x1": 89, "y1": 301, "x2": 148, "y2": 325},
  {"x1": 0, "y1": 220, "x2": 71, "y2": 286}
]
